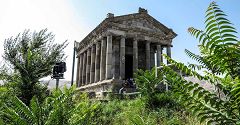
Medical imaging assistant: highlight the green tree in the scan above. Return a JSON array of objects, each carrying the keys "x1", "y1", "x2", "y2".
[
  {"x1": 162, "y1": 2, "x2": 240, "y2": 124},
  {"x1": 1, "y1": 29, "x2": 68, "y2": 105}
]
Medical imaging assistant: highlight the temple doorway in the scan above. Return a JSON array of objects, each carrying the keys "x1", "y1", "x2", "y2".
[{"x1": 125, "y1": 54, "x2": 133, "y2": 79}]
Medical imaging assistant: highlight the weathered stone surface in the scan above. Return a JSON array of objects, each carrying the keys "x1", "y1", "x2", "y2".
[
  {"x1": 77, "y1": 8, "x2": 177, "y2": 52},
  {"x1": 86, "y1": 48, "x2": 91, "y2": 84},
  {"x1": 138, "y1": 41, "x2": 146, "y2": 70},
  {"x1": 82, "y1": 52, "x2": 86, "y2": 85},
  {"x1": 150, "y1": 45, "x2": 155, "y2": 69},
  {"x1": 167, "y1": 45, "x2": 171, "y2": 64},
  {"x1": 120, "y1": 36, "x2": 125, "y2": 79},
  {"x1": 95, "y1": 42, "x2": 101, "y2": 82},
  {"x1": 113, "y1": 38, "x2": 120, "y2": 79},
  {"x1": 145, "y1": 41, "x2": 150, "y2": 70},
  {"x1": 157, "y1": 44, "x2": 162, "y2": 67},
  {"x1": 133, "y1": 39, "x2": 138, "y2": 73},
  {"x1": 106, "y1": 35, "x2": 113, "y2": 79},
  {"x1": 78, "y1": 54, "x2": 83, "y2": 86},
  {"x1": 76, "y1": 57, "x2": 80, "y2": 86},
  {"x1": 90, "y1": 45, "x2": 96, "y2": 83},
  {"x1": 100, "y1": 39, "x2": 106, "y2": 81}
]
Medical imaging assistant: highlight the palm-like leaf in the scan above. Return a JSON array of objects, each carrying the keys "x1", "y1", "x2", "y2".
[
  {"x1": 188, "y1": 2, "x2": 240, "y2": 78},
  {"x1": 162, "y1": 2, "x2": 240, "y2": 124},
  {"x1": 162, "y1": 55, "x2": 240, "y2": 124},
  {"x1": 1, "y1": 85, "x2": 100, "y2": 125}
]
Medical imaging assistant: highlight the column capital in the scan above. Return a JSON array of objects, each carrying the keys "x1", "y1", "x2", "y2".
[
  {"x1": 91, "y1": 43, "x2": 96, "y2": 48},
  {"x1": 95, "y1": 35, "x2": 104, "y2": 41},
  {"x1": 95, "y1": 41, "x2": 101, "y2": 46},
  {"x1": 133, "y1": 37, "x2": 139, "y2": 41},
  {"x1": 106, "y1": 31, "x2": 114, "y2": 36},
  {"x1": 87, "y1": 47, "x2": 91, "y2": 51},
  {"x1": 121, "y1": 35, "x2": 126, "y2": 39},
  {"x1": 145, "y1": 40, "x2": 151, "y2": 44}
]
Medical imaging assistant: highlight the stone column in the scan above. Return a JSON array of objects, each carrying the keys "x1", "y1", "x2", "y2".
[
  {"x1": 86, "y1": 48, "x2": 91, "y2": 84},
  {"x1": 157, "y1": 44, "x2": 162, "y2": 67},
  {"x1": 161, "y1": 48, "x2": 163, "y2": 63},
  {"x1": 90, "y1": 45, "x2": 96, "y2": 83},
  {"x1": 113, "y1": 38, "x2": 120, "y2": 79},
  {"x1": 76, "y1": 57, "x2": 80, "y2": 86},
  {"x1": 79, "y1": 54, "x2": 83, "y2": 86},
  {"x1": 167, "y1": 45, "x2": 171, "y2": 64},
  {"x1": 100, "y1": 38, "x2": 107, "y2": 81},
  {"x1": 82, "y1": 52, "x2": 87, "y2": 85},
  {"x1": 94, "y1": 42, "x2": 101, "y2": 82},
  {"x1": 120, "y1": 36, "x2": 125, "y2": 79},
  {"x1": 133, "y1": 38, "x2": 138, "y2": 73},
  {"x1": 150, "y1": 45, "x2": 155, "y2": 69},
  {"x1": 106, "y1": 34, "x2": 113, "y2": 79},
  {"x1": 145, "y1": 41, "x2": 150, "y2": 70}
]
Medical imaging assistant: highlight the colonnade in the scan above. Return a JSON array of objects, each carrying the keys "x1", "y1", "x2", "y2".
[{"x1": 76, "y1": 34, "x2": 171, "y2": 87}]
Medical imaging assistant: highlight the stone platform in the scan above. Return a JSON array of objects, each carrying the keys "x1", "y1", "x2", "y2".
[{"x1": 77, "y1": 79, "x2": 123, "y2": 93}]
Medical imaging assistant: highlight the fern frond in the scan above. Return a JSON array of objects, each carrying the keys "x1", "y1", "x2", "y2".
[
  {"x1": 185, "y1": 49, "x2": 205, "y2": 64},
  {"x1": 187, "y1": 63, "x2": 204, "y2": 71},
  {"x1": 230, "y1": 78, "x2": 240, "y2": 107},
  {"x1": 162, "y1": 64, "x2": 238, "y2": 124},
  {"x1": 30, "y1": 96, "x2": 41, "y2": 124},
  {"x1": 188, "y1": 27, "x2": 211, "y2": 46},
  {"x1": 10, "y1": 96, "x2": 35, "y2": 124},
  {"x1": 205, "y1": 2, "x2": 238, "y2": 53},
  {"x1": 4, "y1": 106, "x2": 29, "y2": 125}
]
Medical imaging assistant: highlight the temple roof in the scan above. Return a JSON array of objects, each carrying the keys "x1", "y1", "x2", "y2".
[{"x1": 77, "y1": 7, "x2": 177, "y2": 51}]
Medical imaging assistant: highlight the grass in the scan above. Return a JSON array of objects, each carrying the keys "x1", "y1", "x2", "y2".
[{"x1": 93, "y1": 96, "x2": 202, "y2": 125}]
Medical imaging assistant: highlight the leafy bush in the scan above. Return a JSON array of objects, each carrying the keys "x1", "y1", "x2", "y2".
[
  {"x1": 134, "y1": 68, "x2": 163, "y2": 108},
  {"x1": 134, "y1": 68, "x2": 182, "y2": 110},
  {"x1": 152, "y1": 92, "x2": 181, "y2": 110},
  {"x1": 1, "y1": 85, "x2": 100, "y2": 125},
  {"x1": 161, "y1": 2, "x2": 240, "y2": 124}
]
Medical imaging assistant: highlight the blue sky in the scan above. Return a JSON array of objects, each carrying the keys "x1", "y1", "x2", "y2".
[{"x1": 0, "y1": 0, "x2": 239, "y2": 80}]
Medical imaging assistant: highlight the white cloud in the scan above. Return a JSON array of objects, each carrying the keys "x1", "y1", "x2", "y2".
[{"x1": 0, "y1": 0, "x2": 89, "y2": 81}]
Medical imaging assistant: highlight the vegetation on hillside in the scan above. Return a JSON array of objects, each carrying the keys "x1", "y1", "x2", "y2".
[{"x1": 1, "y1": 84, "x2": 200, "y2": 125}]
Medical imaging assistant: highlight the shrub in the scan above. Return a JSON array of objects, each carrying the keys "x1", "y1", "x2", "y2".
[{"x1": 1, "y1": 85, "x2": 100, "y2": 125}]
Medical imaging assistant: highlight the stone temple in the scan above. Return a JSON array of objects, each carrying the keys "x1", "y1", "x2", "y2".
[{"x1": 75, "y1": 8, "x2": 177, "y2": 94}]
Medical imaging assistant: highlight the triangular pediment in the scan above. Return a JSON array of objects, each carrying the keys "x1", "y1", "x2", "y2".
[
  {"x1": 111, "y1": 13, "x2": 175, "y2": 36},
  {"x1": 78, "y1": 9, "x2": 177, "y2": 50}
]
